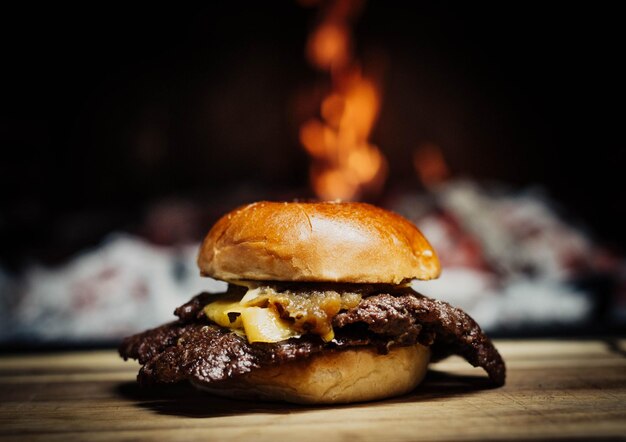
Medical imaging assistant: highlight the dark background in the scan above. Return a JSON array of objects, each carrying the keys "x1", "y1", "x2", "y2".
[{"x1": 1, "y1": 2, "x2": 623, "y2": 270}]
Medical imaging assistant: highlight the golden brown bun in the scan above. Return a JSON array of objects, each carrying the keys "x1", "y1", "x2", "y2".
[
  {"x1": 191, "y1": 344, "x2": 430, "y2": 404},
  {"x1": 198, "y1": 201, "x2": 440, "y2": 284}
]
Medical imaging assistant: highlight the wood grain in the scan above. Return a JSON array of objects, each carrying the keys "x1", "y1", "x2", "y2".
[{"x1": 1, "y1": 340, "x2": 625, "y2": 441}]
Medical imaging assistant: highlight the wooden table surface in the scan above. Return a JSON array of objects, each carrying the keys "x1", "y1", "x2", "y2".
[{"x1": 1, "y1": 339, "x2": 625, "y2": 441}]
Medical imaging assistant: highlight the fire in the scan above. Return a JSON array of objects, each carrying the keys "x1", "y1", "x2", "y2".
[
  {"x1": 307, "y1": 22, "x2": 350, "y2": 71},
  {"x1": 300, "y1": 0, "x2": 386, "y2": 201},
  {"x1": 413, "y1": 143, "x2": 450, "y2": 189}
]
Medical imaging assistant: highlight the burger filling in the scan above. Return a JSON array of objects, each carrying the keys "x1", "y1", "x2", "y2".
[
  {"x1": 202, "y1": 283, "x2": 366, "y2": 343},
  {"x1": 119, "y1": 286, "x2": 506, "y2": 387}
]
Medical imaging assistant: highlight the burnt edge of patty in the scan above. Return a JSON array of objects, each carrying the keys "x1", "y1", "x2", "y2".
[{"x1": 119, "y1": 288, "x2": 505, "y2": 387}]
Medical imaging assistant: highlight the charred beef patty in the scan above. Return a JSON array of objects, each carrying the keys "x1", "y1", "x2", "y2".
[{"x1": 119, "y1": 287, "x2": 505, "y2": 387}]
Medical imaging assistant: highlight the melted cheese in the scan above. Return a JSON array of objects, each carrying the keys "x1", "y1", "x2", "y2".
[
  {"x1": 203, "y1": 296, "x2": 244, "y2": 328},
  {"x1": 202, "y1": 284, "x2": 358, "y2": 344},
  {"x1": 240, "y1": 307, "x2": 299, "y2": 343}
]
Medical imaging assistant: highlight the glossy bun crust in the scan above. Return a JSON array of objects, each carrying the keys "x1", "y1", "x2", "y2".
[
  {"x1": 198, "y1": 201, "x2": 440, "y2": 284},
  {"x1": 191, "y1": 343, "x2": 431, "y2": 404}
]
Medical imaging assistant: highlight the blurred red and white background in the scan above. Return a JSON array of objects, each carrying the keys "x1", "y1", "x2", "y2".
[{"x1": 1, "y1": 2, "x2": 624, "y2": 346}]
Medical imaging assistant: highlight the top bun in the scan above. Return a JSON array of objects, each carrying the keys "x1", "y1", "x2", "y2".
[{"x1": 198, "y1": 201, "x2": 440, "y2": 284}]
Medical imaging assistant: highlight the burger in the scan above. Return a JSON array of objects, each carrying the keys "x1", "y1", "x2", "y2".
[{"x1": 119, "y1": 201, "x2": 505, "y2": 404}]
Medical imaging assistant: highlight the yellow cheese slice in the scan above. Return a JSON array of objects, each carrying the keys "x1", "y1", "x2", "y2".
[{"x1": 203, "y1": 298, "x2": 244, "y2": 329}]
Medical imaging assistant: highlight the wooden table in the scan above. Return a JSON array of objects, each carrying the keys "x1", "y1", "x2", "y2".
[{"x1": 1, "y1": 339, "x2": 625, "y2": 441}]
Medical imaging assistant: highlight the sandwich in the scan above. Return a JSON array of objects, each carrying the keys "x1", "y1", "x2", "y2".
[{"x1": 119, "y1": 201, "x2": 505, "y2": 404}]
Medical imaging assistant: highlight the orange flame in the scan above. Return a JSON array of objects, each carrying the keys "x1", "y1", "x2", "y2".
[
  {"x1": 300, "y1": 0, "x2": 386, "y2": 201},
  {"x1": 307, "y1": 22, "x2": 350, "y2": 71},
  {"x1": 413, "y1": 143, "x2": 451, "y2": 189}
]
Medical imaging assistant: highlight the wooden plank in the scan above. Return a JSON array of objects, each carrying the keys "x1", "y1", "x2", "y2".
[{"x1": 0, "y1": 340, "x2": 625, "y2": 441}]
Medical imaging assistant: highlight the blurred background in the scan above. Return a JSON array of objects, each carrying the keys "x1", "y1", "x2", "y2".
[{"x1": 1, "y1": 1, "x2": 624, "y2": 347}]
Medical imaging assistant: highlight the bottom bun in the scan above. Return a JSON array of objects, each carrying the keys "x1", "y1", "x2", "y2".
[{"x1": 191, "y1": 343, "x2": 430, "y2": 404}]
